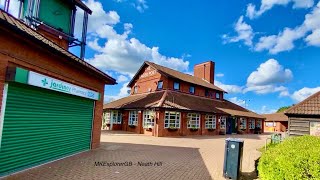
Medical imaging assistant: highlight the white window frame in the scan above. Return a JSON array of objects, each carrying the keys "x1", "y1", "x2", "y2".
[
  {"x1": 128, "y1": 111, "x2": 138, "y2": 126},
  {"x1": 256, "y1": 120, "x2": 262, "y2": 128},
  {"x1": 103, "y1": 111, "x2": 111, "y2": 125},
  {"x1": 239, "y1": 118, "x2": 247, "y2": 129},
  {"x1": 164, "y1": 111, "x2": 181, "y2": 129},
  {"x1": 143, "y1": 110, "x2": 155, "y2": 128},
  {"x1": 205, "y1": 114, "x2": 216, "y2": 129},
  {"x1": 220, "y1": 116, "x2": 226, "y2": 129},
  {"x1": 187, "y1": 113, "x2": 200, "y2": 129},
  {"x1": 249, "y1": 119, "x2": 255, "y2": 129},
  {"x1": 111, "y1": 110, "x2": 122, "y2": 124}
]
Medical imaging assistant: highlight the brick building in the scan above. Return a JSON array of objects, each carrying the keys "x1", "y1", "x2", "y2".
[
  {"x1": 263, "y1": 113, "x2": 288, "y2": 132},
  {"x1": 0, "y1": 1, "x2": 115, "y2": 176},
  {"x1": 104, "y1": 61, "x2": 264, "y2": 137}
]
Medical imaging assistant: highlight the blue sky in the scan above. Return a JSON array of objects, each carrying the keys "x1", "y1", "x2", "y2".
[{"x1": 3, "y1": 0, "x2": 320, "y2": 114}]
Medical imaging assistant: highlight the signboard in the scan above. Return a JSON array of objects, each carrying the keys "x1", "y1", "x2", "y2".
[
  {"x1": 28, "y1": 71, "x2": 99, "y2": 100},
  {"x1": 310, "y1": 121, "x2": 320, "y2": 136}
]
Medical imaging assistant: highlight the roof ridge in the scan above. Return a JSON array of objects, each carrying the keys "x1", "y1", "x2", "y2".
[
  {"x1": 285, "y1": 91, "x2": 320, "y2": 114},
  {"x1": 145, "y1": 61, "x2": 226, "y2": 92}
]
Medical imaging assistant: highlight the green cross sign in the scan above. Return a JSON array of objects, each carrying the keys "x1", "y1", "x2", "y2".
[{"x1": 42, "y1": 78, "x2": 48, "y2": 86}]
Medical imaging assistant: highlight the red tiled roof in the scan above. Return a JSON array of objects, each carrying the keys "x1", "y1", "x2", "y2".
[
  {"x1": 285, "y1": 91, "x2": 320, "y2": 115},
  {"x1": 0, "y1": 9, "x2": 116, "y2": 84},
  {"x1": 262, "y1": 113, "x2": 288, "y2": 122},
  {"x1": 104, "y1": 90, "x2": 264, "y2": 119},
  {"x1": 128, "y1": 61, "x2": 226, "y2": 93}
]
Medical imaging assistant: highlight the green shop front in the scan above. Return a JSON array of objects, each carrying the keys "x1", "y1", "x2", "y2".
[{"x1": 0, "y1": 68, "x2": 100, "y2": 176}]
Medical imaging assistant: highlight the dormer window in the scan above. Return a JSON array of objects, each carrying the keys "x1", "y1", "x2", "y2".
[
  {"x1": 189, "y1": 86, "x2": 195, "y2": 94},
  {"x1": 174, "y1": 81, "x2": 180, "y2": 90},
  {"x1": 205, "y1": 89, "x2": 209, "y2": 97},
  {"x1": 216, "y1": 92, "x2": 220, "y2": 99},
  {"x1": 157, "y1": 81, "x2": 163, "y2": 90},
  {"x1": 134, "y1": 86, "x2": 138, "y2": 94}
]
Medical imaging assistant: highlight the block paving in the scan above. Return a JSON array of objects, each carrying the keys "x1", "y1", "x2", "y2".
[{"x1": 4, "y1": 131, "x2": 270, "y2": 180}]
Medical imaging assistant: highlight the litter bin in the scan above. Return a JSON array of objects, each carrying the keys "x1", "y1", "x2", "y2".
[{"x1": 223, "y1": 138, "x2": 244, "y2": 180}]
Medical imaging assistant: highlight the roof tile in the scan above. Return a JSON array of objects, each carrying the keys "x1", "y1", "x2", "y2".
[{"x1": 286, "y1": 91, "x2": 320, "y2": 115}]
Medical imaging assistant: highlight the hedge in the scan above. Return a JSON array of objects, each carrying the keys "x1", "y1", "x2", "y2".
[{"x1": 258, "y1": 135, "x2": 320, "y2": 180}]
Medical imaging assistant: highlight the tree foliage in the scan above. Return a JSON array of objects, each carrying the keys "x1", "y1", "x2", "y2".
[{"x1": 276, "y1": 106, "x2": 292, "y2": 113}]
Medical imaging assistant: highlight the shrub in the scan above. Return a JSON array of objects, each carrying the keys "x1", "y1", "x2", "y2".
[{"x1": 258, "y1": 135, "x2": 320, "y2": 180}]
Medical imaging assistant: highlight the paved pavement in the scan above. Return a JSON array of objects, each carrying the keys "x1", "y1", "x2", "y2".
[{"x1": 4, "y1": 131, "x2": 270, "y2": 180}]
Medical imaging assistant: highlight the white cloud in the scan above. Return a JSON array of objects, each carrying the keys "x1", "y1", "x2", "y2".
[
  {"x1": 104, "y1": 82, "x2": 130, "y2": 103},
  {"x1": 223, "y1": 16, "x2": 254, "y2": 46},
  {"x1": 117, "y1": 75, "x2": 129, "y2": 83},
  {"x1": 246, "y1": 0, "x2": 314, "y2": 19},
  {"x1": 244, "y1": 85, "x2": 289, "y2": 95},
  {"x1": 253, "y1": 2, "x2": 320, "y2": 54},
  {"x1": 135, "y1": 0, "x2": 148, "y2": 13},
  {"x1": 82, "y1": 0, "x2": 189, "y2": 76},
  {"x1": 114, "y1": 0, "x2": 148, "y2": 13},
  {"x1": 216, "y1": 73, "x2": 224, "y2": 77},
  {"x1": 0, "y1": 0, "x2": 20, "y2": 18},
  {"x1": 74, "y1": 0, "x2": 120, "y2": 38},
  {"x1": 255, "y1": 105, "x2": 277, "y2": 114},
  {"x1": 229, "y1": 97, "x2": 246, "y2": 107},
  {"x1": 247, "y1": 59, "x2": 293, "y2": 86},
  {"x1": 291, "y1": 87, "x2": 320, "y2": 102},
  {"x1": 245, "y1": 59, "x2": 292, "y2": 95},
  {"x1": 305, "y1": 29, "x2": 320, "y2": 46},
  {"x1": 292, "y1": 0, "x2": 314, "y2": 9},
  {"x1": 215, "y1": 80, "x2": 243, "y2": 94}
]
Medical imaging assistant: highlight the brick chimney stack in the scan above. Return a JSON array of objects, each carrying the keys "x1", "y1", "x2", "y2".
[{"x1": 194, "y1": 61, "x2": 215, "y2": 84}]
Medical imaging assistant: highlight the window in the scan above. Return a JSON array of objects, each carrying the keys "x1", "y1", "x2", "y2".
[
  {"x1": 143, "y1": 110, "x2": 155, "y2": 128},
  {"x1": 187, "y1": 113, "x2": 200, "y2": 129},
  {"x1": 205, "y1": 89, "x2": 209, "y2": 97},
  {"x1": 256, "y1": 120, "x2": 262, "y2": 128},
  {"x1": 216, "y1": 92, "x2": 220, "y2": 99},
  {"x1": 220, "y1": 116, "x2": 226, "y2": 129},
  {"x1": 129, "y1": 111, "x2": 138, "y2": 126},
  {"x1": 249, "y1": 119, "x2": 255, "y2": 129},
  {"x1": 205, "y1": 114, "x2": 216, "y2": 129},
  {"x1": 240, "y1": 118, "x2": 247, "y2": 129},
  {"x1": 134, "y1": 86, "x2": 138, "y2": 94},
  {"x1": 111, "y1": 111, "x2": 122, "y2": 124},
  {"x1": 164, "y1": 111, "x2": 181, "y2": 128},
  {"x1": 266, "y1": 122, "x2": 275, "y2": 127},
  {"x1": 157, "y1": 81, "x2": 163, "y2": 90},
  {"x1": 189, "y1": 86, "x2": 195, "y2": 94},
  {"x1": 103, "y1": 111, "x2": 111, "y2": 124},
  {"x1": 174, "y1": 81, "x2": 180, "y2": 90}
]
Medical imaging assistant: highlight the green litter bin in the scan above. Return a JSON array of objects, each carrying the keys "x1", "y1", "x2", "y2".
[{"x1": 223, "y1": 138, "x2": 244, "y2": 180}]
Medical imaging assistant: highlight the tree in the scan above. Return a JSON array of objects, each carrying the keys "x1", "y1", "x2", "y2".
[{"x1": 276, "y1": 105, "x2": 293, "y2": 113}]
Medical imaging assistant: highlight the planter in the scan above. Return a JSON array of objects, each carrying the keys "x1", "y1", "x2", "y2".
[
  {"x1": 106, "y1": 124, "x2": 111, "y2": 127},
  {"x1": 190, "y1": 128, "x2": 198, "y2": 132},
  {"x1": 168, "y1": 128, "x2": 178, "y2": 132},
  {"x1": 146, "y1": 128, "x2": 152, "y2": 131},
  {"x1": 129, "y1": 125, "x2": 136, "y2": 128},
  {"x1": 207, "y1": 128, "x2": 215, "y2": 132}
]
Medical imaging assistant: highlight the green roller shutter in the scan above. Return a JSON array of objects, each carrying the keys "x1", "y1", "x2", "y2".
[{"x1": 0, "y1": 82, "x2": 94, "y2": 176}]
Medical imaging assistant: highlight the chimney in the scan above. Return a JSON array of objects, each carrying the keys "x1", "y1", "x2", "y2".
[{"x1": 194, "y1": 61, "x2": 215, "y2": 84}]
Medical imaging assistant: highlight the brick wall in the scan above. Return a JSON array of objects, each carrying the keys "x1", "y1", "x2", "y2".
[
  {"x1": 0, "y1": 26, "x2": 107, "y2": 149},
  {"x1": 194, "y1": 61, "x2": 215, "y2": 84}
]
